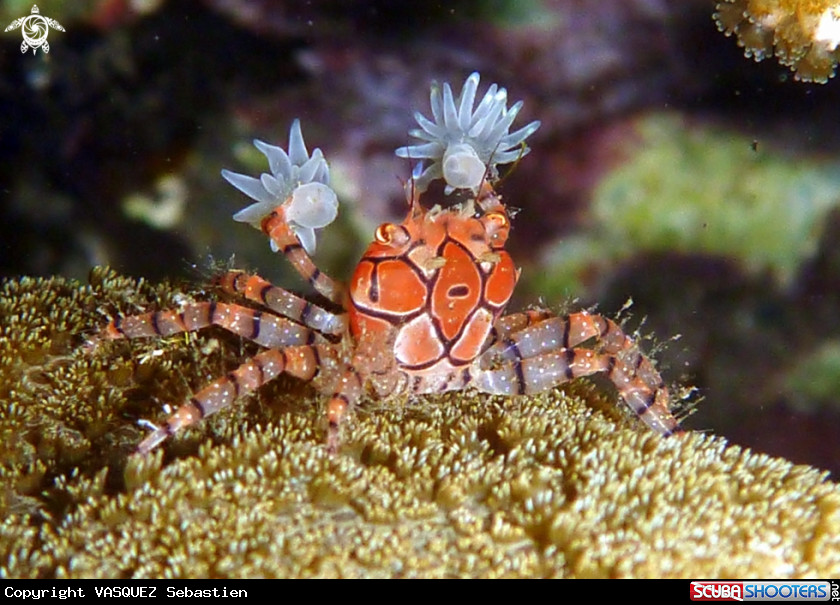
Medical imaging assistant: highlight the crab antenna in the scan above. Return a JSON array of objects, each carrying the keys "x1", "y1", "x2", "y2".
[
  {"x1": 489, "y1": 140, "x2": 529, "y2": 191},
  {"x1": 403, "y1": 160, "x2": 424, "y2": 214}
]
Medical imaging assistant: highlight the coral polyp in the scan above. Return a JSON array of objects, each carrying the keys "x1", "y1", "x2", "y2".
[{"x1": 715, "y1": 0, "x2": 840, "y2": 82}]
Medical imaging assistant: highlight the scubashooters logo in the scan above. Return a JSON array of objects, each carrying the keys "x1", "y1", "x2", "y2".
[
  {"x1": 692, "y1": 583, "x2": 744, "y2": 602},
  {"x1": 4, "y1": 5, "x2": 65, "y2": 54},
  {"x1": 691, "y1": 581, "x2": 834, "y2": 601}
]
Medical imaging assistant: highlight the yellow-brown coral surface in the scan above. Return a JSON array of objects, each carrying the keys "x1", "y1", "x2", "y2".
[
  {"x1": 1, "y1": 269, "x2": 839, "y2": 578},
  {"x1": 715, "y1": 0, "x2": 840, "y2": 81}
]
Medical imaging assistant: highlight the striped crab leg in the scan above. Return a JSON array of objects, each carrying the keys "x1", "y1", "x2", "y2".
[
  {"x1": 323, "y1": 330, "x2": 404, "y2": 454},
  {"x1": 325, "y1": 369, "x2": 363, "y2": 455},
  {"x1": 474, "y1": 311, "x2": 683, "y2": 436},
  {"x1": 213, "y1": 270, "x2": 346, "y2": 337},
  {"x1": 490, "y1": 309, "x2": 555, "y2": 341},
  {"x1": 101, "y1": 302, "x2": 327, "y2": 349},
  {"x1": 260, "y1": 208, "x2": 344, "y2": 304},
  {"x1": 137, "y1": 344, "x2": 339, "y2": 454}
]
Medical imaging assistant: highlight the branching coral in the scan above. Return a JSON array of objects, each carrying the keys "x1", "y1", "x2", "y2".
[
  {"x1": 1, "y1": 271, "x2": 839, "y2": 578},
  {"x1": 715, "y1": 0, "x2": 840, "y2": 82}
]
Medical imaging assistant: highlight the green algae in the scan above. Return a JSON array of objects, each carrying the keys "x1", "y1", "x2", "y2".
[{"x1": 534, "y1": 114, "x2": 840, "y2": 298}]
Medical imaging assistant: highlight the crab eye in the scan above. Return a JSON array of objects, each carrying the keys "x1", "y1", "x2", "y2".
[
  {"x1": 482, "y1": 211, "x2": 510, "y2": 246},
  {"x1": 375, "y1": 224, "x2": 393, "y2": 244},
  {"x1": 485, "y1": 212, "x2": 508, "y2": 232},
  {"x1": 374, "y1": 223, "x2": 409, "y2": 247}
]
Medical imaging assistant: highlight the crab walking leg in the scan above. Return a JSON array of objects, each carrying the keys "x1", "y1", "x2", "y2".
[
  {"x1": 137, "y1": 345, "x2": 336, "y2": 454},
  {"x1": 473, "y1": 346, "x2": 682, "y2": 436},
  {"x1": 483, "y1": 311, "x2": 647, "y2": 365},
  {"x1": 103, "y1": 302, "x2": 324, "y2": 349},
  {"x1": 476, "y1": 311, "x2": 683, "y2": 436},
  {"x1": 490, "y1": 309, "x2": 555, "y2": 341},
  {"x1": 260, "y1": 209, "x2": 344, "y2": 304},
  {"x1": 214, "y1": 271, "x2": 347, "y2": 336},
  {"x1": 324, "y1": 368, "x2": 365, "y2": 455}
]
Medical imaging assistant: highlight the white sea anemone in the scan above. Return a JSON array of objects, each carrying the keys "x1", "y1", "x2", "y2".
[
  {"x1": 395, "y1": 72, "x2": 540, "y2": 193},
  {"x1": 221, "y1": 119, "x2": 338, "y2": 255}
]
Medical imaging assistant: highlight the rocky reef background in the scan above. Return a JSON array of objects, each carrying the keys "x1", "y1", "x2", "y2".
[{"x1": 2, "y1": 0, "x2": 840, "y2": 500}]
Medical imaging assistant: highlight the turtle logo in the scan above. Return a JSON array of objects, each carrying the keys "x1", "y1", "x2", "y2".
[{"x1": 4, "y1": 5, "x2": 65, "y2": 55}]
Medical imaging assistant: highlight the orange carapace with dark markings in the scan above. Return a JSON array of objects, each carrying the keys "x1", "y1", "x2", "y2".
[{"x1": 349, "y1": 194, "x2": 518, "y2": 370}]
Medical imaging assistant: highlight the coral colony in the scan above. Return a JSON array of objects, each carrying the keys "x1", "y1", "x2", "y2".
[{"x1": 715, "y1": 0, "x2": 840, "y2": 82}]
